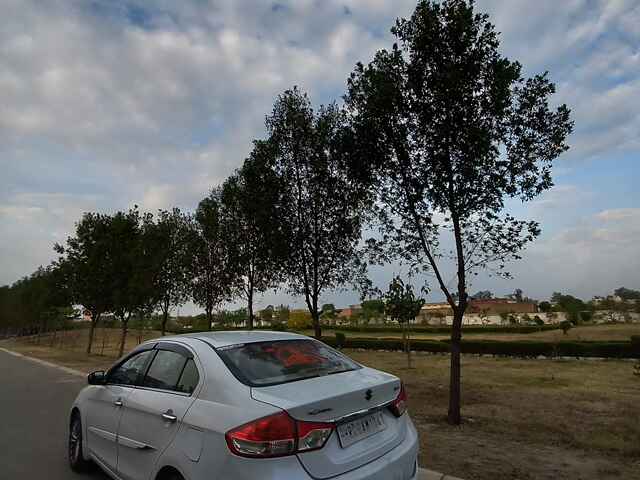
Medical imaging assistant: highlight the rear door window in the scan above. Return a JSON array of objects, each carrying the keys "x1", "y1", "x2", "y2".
[
  {"x1": 217, "y1": 339, "x2": 360, "y2": 387},
  {"x1": 142, "y1": 350, "x2": 187, "y2": 391},
  {"x1": 176, "y1": 359, "x2": 200, "y2": 394}
]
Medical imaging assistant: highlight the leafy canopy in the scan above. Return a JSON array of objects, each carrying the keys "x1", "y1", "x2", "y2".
[{"x1": 345, "y1": 0, "x2": 573, "y2": 310}]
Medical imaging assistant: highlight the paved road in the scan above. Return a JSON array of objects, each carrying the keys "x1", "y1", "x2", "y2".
[
  {"x1": 0, "y1": 349, "x2": 108, "y2": 480},
  {"x1": 0, "y1": 349, "x2": 452, "y2": 480}
]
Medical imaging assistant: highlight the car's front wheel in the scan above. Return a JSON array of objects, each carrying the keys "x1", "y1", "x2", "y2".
[{"x1": 69, "y1": 413, "x2": 91, "y2": 472}]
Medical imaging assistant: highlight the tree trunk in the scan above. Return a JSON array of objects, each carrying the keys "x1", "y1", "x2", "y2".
[
  {"x1": 312, "y1": 311, "x2": 321, "y2": 339},
  {"x1": 247, "y1": 286, "x2": 254, "y2": 330},
  {"x1": 206, "y1": 306, "x2": 213, "y2": 331},
  {"x1": 403, "y1": 322, "x2": 412, "y2": 369},
  {"x1": 161, "y1": 307, "x2": 169, "y2": 336},
  {"x1": 86, "y1": 311, "x2": 100, "y2": 355},
  {"x1": 311, "y1": 294, "x2": 321, "y2": 339},
  {"x1": 118, "y1": 312, "x2": 131, "y2": 358},
  {"x1": 447, "y1": 309, "x2": 463, "y2": 425}
]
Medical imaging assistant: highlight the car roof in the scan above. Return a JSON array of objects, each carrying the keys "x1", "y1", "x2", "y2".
[{"x1": 166, "y1": 330, "x2": 311, "y2": 348}]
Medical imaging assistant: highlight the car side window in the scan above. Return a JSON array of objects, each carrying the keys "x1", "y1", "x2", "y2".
[
  {"x1": 176, "y1": 359, "x2": 200, "y2": 394},
  {"x1": 142, "y1": 350, "x2": 187, "y2": 392},
  {"x1": 107, "y1": 350, "x2": 154, "y2": 386}
]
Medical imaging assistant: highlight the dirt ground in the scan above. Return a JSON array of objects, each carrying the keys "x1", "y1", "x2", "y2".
[{"x1": 3, "y1": 328, "x2": 640, "y2": 480}]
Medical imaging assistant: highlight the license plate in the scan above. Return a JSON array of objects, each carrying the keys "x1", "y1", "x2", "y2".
[{"x1": 337, "y1": 410, "x2": 386, "y2": 448}]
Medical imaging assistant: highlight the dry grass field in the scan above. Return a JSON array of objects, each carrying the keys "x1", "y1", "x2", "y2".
[
  {"x1": 2, "y1": 326, "x2": 639, "y2": 480},
  {"x1": 347, "y1": 350, "x2": 640, "y2": 480}
]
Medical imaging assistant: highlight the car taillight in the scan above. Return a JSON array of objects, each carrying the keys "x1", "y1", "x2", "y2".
[
  {"x1": 389, "y1": 382, "x2": 408, "y2": 417},
  {"x1": 226, "y1": 411, "x2": 334, "y2": 458}
]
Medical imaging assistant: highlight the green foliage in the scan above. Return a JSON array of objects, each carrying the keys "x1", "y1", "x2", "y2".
[
  {"x1": 288, "y1": 310, "x2": 312, "y2": 330},
  {"x1": 0, "y1": 265, "x2": 73, "y2": 333},
  {"x1": 152, "y1": 209, "x2": 193, "y2": 334},
  {"x1": 538, "y1": 301, "x2": 552, "y2": 313},
  {"x1": 361, "y1": 299, "x2": 385, "y2": 324},
  {"x1": 271, "y1": 322, "x2": 288, "y2": 332},
  {"x1": 614, "y1": 287, "x2": 640, "y2": 301},
  {"x1": 321, "y1": 337, "x2": 639, "y2": 359},
  {"x1": 471, "y1": 291, "x2": 493, "y2": 300},
  {"x1": 259, "y1": 306, "x2": 274, "y2": 324},
  {"x1": 190, "y1": 190, "x2": 238, "y2": 328},
  {"x1": 533, "y1": 315, "x2": 545, "y2": 326},
  {"x1": 320, "y1": 304, "x2": 338, "y2": 323},
  {"x1": 384, "y1": 277, "x2": 425, "y2": 324},
  {"x1": 263, "y1": 87, "x2": 371, "y2": 337},
  {"x1": 221, "y1": 147, "x2": 288, "y2": 328},
  {"x1": 345, "y1": 0, "x2": 572, "y2": 422},
  {"x1": 333, "y1": 324, "x2": 560, "y2": 334}
]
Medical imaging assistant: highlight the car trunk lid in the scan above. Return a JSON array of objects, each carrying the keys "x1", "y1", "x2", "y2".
[{"x1": 251, "y1": 367, "x2": 406, "y2": 478}]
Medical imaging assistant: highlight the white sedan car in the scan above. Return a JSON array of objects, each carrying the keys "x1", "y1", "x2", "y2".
[{"x1": 69, "y1": 331, "x2": 419, "y2": 480}]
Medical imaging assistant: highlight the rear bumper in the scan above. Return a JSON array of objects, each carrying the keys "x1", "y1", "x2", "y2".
[
  {"x1": 319, "y1": 414, "x2": 419, "y2": 480},
  {"x1": 202, "y1": 415, "x2": 419, "y2": 480}
]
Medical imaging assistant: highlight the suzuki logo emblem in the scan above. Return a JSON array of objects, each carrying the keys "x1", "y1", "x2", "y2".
[{"x1": 365, "y1": 389, "x2": 373, "y2": 401}]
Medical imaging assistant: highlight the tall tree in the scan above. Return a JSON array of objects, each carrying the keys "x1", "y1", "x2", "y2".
[
  {"x1": 190, "y1": 190, "x2": 238, "y2": 329},
  {"x1": 55, "y1": 213, "x2": 115, "y2": 354},
  {"x1": 108, "y1": 208, "x2": 144, "y2": 357},
  {"x1": 151, "y1": 209, "x2": 192, "y2": 335},
  {"x1": 345, "y1": 0, "x2": 572, "y2": 424},
  {"x1": 265, "y1": 88, "x2": 370, "y2": 339},
  {"x1": 221, "y1": 142, "x2": 287, "y2": 329}
]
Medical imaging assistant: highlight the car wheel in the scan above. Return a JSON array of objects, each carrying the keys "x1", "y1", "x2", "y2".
[{"x1": 69, "y1": 413, "x2": 91, "y2": 472}]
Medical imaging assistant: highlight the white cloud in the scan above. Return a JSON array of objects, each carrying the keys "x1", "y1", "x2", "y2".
[{"x1": 0, "y1": 0, "x2": 638, "y2": 305}]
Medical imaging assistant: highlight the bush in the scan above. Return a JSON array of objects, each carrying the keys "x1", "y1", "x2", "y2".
[
  {"x1": 533, "y1": 315, "x2": 544, "y2": 326},
  {"x1": 335, "y1": 332, "x2": 346, "y2": 349},
  {"x1": 320, "y1": 337, "x2": 639, "y2": 359},
  {"x1": 332, "y1": 324, "x2": 559, "y2": 335}
]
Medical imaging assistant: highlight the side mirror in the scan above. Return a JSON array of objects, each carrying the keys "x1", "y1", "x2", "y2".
[{"x1": 88, "y1": 370, "x2": 106, "y2": 385}]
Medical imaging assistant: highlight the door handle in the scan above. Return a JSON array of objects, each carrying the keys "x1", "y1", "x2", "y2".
[
  {"x1": 114, "y1": 399, "x2": 123, "y2": 407},
  {"x1": 162, "y1": 410, "x2": 177, "y2": 423}
]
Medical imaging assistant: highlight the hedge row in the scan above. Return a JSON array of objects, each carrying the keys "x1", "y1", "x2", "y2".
[
  {"x1": 169, "y1": 324, "x2": 560, "y2": 335},
  {"x1": 323, "y1": 337, "x2": 640, "y2": 359},
  {"x1": 330, "y1": 324, "x2": 561, "y2": 334}
]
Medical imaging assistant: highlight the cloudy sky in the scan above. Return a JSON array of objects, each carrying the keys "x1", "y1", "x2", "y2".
[{"x1": 1, "y1": 0, "x2": 638, "y2": 312}]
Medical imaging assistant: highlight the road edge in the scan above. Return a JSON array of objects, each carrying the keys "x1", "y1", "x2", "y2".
[
  {"x1": 0, "y1": 346, "x2": 463, "y2": 480},
  {"x1": 0, "y1": 347, "x2": 86, "y2": 378}
]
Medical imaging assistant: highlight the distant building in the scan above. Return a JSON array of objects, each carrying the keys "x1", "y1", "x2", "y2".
[
  {"x1": 337, "y1": 304, "x2": 362, "y2": 320},
  {"x1": 468, "y1": 298, "x2": 538, "y2": 315}
]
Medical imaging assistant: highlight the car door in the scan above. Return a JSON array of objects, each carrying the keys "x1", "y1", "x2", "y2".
[
  {"x1": 85, "y1": 349, "x2": 155, "y2": 473},
  {"x1": 116, "y1": 343, "x2": 201, "y2": 480}
]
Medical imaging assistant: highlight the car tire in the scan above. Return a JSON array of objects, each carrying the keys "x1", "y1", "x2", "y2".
[{"x1": 69, "y1": 413, "x2": 92, "y2": 473}]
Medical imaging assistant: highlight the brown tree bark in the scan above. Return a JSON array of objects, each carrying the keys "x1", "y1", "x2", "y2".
[
  {"x1": 447, "y1": 309, "x2": 463, "y2": 425},
  {"x1": 247, "y1": 285, "x2": 254, "y2": 330},
  {"x1": 86, "y1": 310, "x2": 101, "y2": 355},
  {"x1": 117, "y1": 312, "x2": 132, "y2": 358}
]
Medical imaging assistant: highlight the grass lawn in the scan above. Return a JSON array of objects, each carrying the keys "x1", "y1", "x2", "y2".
[{"x1": 2, "y1": 327, "x2": 639, "y2": 480}]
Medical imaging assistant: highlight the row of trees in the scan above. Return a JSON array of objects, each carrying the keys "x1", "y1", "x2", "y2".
[{"x1": 1, "y1": 1, "x2": 573, "y2": 424}]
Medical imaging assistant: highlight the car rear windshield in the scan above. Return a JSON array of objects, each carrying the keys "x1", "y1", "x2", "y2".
[{"x1": 216, "y1": 339, "x2": 361, "y2": 387}]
